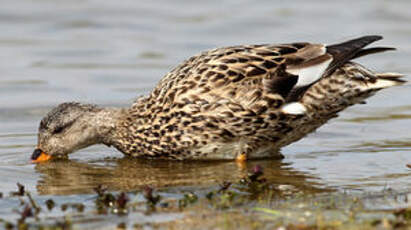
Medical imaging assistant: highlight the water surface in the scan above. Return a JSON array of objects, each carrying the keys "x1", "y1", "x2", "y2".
[{"x1": 0, "y1": 0, "x2": 410, "y2": 226}]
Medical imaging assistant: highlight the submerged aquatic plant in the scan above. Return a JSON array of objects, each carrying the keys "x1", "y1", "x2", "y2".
[
  {"x1": 218, "y1": 181, "x2": 232, "y2": 193},
  {"x1": 18, "y1": 205, "x2": 33, "y2": 222},
  {"x1": 142, "y1": 185, "x2": 161, "y2": 206},
  {"x1": 394, "y1": 207, "x2": 411, "y2": 220},
  {"x1": 0, "y1": 175, "x2": 410, "y2": 230},
  {"x1": 45, "y1": 199, "x2": 55, "y2": 211},
  {"x1": 10, "y1": 183, "x2": 25, "y2": 197},
  {"x1": 94, "y1": 185, "x2": 129, "y2": 215},
  {"x1": 178, "y1": 192, "x2": 198, "y2": 209}
]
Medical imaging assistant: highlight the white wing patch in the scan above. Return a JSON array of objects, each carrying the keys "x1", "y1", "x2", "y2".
[
  {"x1": 285, "y1": 46, "x2": 334, "y2": 88},
  {"x1": 288, "y1": 57, "x2": 333, "y2": 87},
  {"x1": 281, "y1": 102, "x2": 307, "y2": 115}
]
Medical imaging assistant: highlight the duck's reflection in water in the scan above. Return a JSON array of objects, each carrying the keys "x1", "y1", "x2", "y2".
[{"x1": 35, "y1": 157, "x2": 330, "y2": 195}]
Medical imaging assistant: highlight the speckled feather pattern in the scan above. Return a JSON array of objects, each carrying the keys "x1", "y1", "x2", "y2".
[{"x1": 104, "y1": 38, "x2": 404, "y2": 160}]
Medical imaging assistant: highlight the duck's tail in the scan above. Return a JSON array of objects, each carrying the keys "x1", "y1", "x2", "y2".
[
  {"x1": 325, "y1": 35, "x2": 394, "y2": 76},
  {"x1": 369, "y1": 72, "x2": 406, "y2": 89}
]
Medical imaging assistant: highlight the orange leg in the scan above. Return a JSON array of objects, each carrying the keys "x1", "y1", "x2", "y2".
[
  {"x1": 235, "y1": 152, "x2": 247, "y2": 162},
  {"x1": 235, "y1": 152, "x2": 247, "y2": 169}
]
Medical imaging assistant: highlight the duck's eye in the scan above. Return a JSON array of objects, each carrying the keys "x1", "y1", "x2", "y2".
[
  {"x1": 52, "y1": 120, "x2": 75, "y2": 134},
  {"x1": 53, "y1": 126, "x2": 65, "y2": 134}
]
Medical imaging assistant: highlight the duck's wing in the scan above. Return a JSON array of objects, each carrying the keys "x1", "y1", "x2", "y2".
[
  {"x1": 197, "y1": 35, "x2": 392, "y2": 102},
  {"x1": 192, "y1": 42, "x2": 331, "y2": 102},
  {"x1": 153, "y1": 36, "x2": 393, "y2": 111}
]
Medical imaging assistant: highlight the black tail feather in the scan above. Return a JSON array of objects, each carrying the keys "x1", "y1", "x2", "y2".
[
  {"x1": 352, "y1": 47, "x2": 396, "y2": 59},
  {"x1": 286, "y1": 36, "x2": 398, "y2": 102},
  {"x1": 325, "y1": 35, "x2": 384, "y2": 76}
]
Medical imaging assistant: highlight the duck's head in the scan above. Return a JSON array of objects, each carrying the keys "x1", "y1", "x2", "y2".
[{"x1": 32, "y1": 102, "x2": 108, "y2": 162}]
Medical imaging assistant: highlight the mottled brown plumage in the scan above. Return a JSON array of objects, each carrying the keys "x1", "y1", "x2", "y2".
[{"x1": 33, "y1": 35, "x2": 405, "y2": 161}]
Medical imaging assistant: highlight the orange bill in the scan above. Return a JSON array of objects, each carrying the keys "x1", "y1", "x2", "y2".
[{"x1": 31, "y1": 149, "x2": 52, "y2": 163}]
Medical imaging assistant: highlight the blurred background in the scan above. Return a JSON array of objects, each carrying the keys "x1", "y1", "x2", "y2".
[{"x1": 0, "y1": 0, "x2": 410, "y2": 195}]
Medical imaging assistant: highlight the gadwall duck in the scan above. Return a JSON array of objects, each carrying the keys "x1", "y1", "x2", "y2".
[{"x1": 31, "y1": 35, "x2": 405, "y2": 162}]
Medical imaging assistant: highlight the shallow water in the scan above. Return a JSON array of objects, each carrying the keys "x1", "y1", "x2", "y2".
[{"x1": 0, "y1": 0, "x2": 411, "y2": 227}]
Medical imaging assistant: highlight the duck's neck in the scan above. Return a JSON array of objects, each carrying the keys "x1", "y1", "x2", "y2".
[{"x1": 92, "y1": 107, "x2": 128, "y2": 147}]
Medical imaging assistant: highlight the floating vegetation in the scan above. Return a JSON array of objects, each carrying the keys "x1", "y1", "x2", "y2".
[
  {"x1": 142, "y1": 185, "x2": 161, "y2": 207},
  {"x1": 61, "y1": 203, "x2": 85, "y2": 213},
  {"x1": 0, "y1": 166, "x2": 409, "y2": 229},
  {"x1": 45, "y1": 199, "x2": 55, "y2": 211},
  {"x1": 10, "y1": 183, "x2": 25, "y2": 197},
  {"x1": 94, "y1": 185, "x2": 129, "y2": 215},
  {"x1": 394, "y1": 207, "x2": 411, "y2": 220},
  {"x1": 178, "y1": 192, "x2": 198, "y2": 209}
]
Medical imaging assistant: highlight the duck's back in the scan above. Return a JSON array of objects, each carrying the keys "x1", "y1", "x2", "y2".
[{"x1": 113, "y1": 36, "x2": 404, "y2": 160}]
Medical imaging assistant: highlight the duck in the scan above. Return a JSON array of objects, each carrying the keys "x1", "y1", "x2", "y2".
[{"x1": 31, "y1": 35, "x2": 406, "y2": 162}]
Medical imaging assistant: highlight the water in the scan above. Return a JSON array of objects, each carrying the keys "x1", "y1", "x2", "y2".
[{"x1": 0, "y1": 0, "x2": 410, "y2": 226}]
